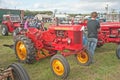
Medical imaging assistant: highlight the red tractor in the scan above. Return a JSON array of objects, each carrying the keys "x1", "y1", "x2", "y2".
[
  {"x1": 1, "y1": 14, "x2": 21, "y2": 36},
  {"x1": 14, "y1": 22, "x2": 92, "y2": 79},
  {"x1": 97, "y1": 22, "x2": 120, "y2": 58}
]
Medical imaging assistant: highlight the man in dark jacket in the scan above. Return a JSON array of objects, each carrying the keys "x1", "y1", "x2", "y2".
[{"x1": 87, "y1": 12, "x2": 100, "y2": 58}]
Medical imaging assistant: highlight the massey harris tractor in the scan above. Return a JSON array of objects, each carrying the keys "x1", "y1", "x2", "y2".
[
  {"x1": 97, "y1": 22, "x2": 120, "y2": 58},
  {"x1": 14, "y1": 22, "x2": 92, "y2": 79},
  {"x1": 1, "y1": 14, "x2": 21, "y2": 36},
  {"x1": 0, "y1": 63, "x2": 30, "y2": 80}
]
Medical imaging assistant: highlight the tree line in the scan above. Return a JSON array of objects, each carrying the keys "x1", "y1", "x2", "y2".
[
  {"x1": 24, "y1": 10, "x2": 53, "y2": 16},
  {"x1": 24, "y1": 10, "x2": 84, "y2": 17}
]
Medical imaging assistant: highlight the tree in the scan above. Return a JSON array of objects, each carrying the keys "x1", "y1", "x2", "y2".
[{"x1": 24, "y1": 10, "x2": 53, "y2": 16}]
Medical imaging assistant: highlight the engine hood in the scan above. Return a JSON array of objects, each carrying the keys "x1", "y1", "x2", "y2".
[{"x1": 48, "y1": 24, "x2": 85, "y2": 31}]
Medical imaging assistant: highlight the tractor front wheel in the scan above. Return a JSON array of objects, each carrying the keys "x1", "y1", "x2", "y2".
[
  {"x1": 13, "y1": 27, "x2": 20, "y2": 37},
  {"x1": 7, "y1": 63, "x2": 30, "y2": 80},
  {"x1": 1, "y1": 24, "x2": 8, "y2": 36},
  {"x1": 75, "y1": 49, "x2": 92, "y2": 66},
  {"x1": 116, "y1": 45, "x2": 120, "y2": 59},
  {"x1": 15, "y1": 35, "x2": 36, "y2": 63},
  {"x1": 50, "y1": 54, "x2": 70, "y2": 79}
]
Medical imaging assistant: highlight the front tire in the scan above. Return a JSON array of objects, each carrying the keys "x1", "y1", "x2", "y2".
[
  {"x1": 7, "y1": 63, "x2": 30, "y2": 80},
  {"x1": 14, "y1": 35, "x2": 36, "y2": 63},
  {"x1": 1, "y1": 24, "x2": 8, "y2": 36},
  {"x1": 13, "y1": 27, "x2": 20, "y2": 37},
  {"x1": 50, "y1": 54, "x2": 70, "y2": 79},
  {"x1": 75, "y1": 49, "x2": 92, "y2": 66}
]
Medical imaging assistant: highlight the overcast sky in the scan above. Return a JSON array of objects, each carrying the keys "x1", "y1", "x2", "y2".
[{"x1": 0, "y1": 0, "x2": 120, "y2": 14}]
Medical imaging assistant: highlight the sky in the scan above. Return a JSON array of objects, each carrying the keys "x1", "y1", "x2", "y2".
[{"x1": 0, "y1": 0, "x2": 120, "y2": 14}]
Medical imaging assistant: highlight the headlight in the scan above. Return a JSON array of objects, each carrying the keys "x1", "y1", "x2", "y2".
[{"x1": 67, "y1": 38, "x2": 71, "y2": 44}]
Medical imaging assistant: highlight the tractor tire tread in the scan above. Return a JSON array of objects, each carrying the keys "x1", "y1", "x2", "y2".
[
  {"x1": 15, "y1": 35, "x2": 36, "y2": 64},
  {"x1": 50, "y1": 54, "x2": 70, "y2": 79},
  {"x1": 7, "y1": 63, "x2": 30, "y2": 80}
]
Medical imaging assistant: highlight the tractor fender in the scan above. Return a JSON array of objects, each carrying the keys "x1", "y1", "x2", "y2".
[{"x1": 25, "y1": 27, "x2": 44, "y2": 50}]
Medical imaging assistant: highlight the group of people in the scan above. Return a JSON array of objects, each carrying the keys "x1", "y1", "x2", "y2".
[
  {"x1": 13, "y1": 17, "x2": 44, "y2": 37},
  {"x1": 23, "y1": 17, "x2": 43, "y2": 29}
]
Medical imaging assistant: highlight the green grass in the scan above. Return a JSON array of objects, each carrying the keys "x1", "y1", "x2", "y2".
[{"x1": 0, "y1": 35, "x2": 120, "y2": 80}]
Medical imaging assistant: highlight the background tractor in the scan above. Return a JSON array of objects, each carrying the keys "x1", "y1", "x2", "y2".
[
  {"x1": 14, "y1": 21, "x2": 92, "y2": 79},
  {"x1": 1, "y1": 14, "x2": 21, "y2": 36},
  {"x1": 0, "y1": 63, "x2": 30, "y2": 80},
  {"x1": 97, "y1": 22, "x2": 120, "y2": 58}
]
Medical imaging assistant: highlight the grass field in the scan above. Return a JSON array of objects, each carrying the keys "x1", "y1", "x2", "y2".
[{"x1": 0, "y1": 35, "x2": 120, "y2": 80}]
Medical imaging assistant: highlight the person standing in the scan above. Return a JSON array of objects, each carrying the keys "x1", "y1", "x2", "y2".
[
  {"x1": 87, "y1": 12, "x2": 100, "y2": 59},
  {"x1": 24, "y1": 18, "x2": 29, "y2": 29}
]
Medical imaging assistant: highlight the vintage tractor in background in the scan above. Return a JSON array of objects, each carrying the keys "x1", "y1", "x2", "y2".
[
  {"x1": 97, "y1": 22, "x2": 120, "y2": 58},
  {"x1": 1, "y1": 14, "x2": 21, "y2": 36},
  {"x1": 13, "y1": 21, "x2": 92, "y2": 79},
  {"x1": 0, "y1": 63, "x2": 30, "y2": 80}
]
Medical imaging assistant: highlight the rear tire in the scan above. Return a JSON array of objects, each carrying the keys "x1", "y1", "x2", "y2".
[
  {"x1": 1, "y1": 24, "x2": 8, "y2": 36},
  {"x1": 7, "y1": 63, "x2": 30, "y2": 80},
  {"x1": 14, "y1": 35, "x2": 36, "y2": 64},
  {"x1": 75, "y1": 49, "x2": 92, "y2": 66},
  {"x1": 50, "y1": 54, "x2": 70, "y2": 79},
  {"x1": 116, "y1": 45, "x2": 120, "y2": 59}
]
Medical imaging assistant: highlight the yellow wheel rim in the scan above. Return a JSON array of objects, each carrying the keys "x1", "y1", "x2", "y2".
[
  {"x1": 77, "y1": 51, "x2": 89, "y2": 64},
  {"x1": 16, "y1": 41, "x2": 27, "y2": 60},
  {"x1": 52, "y1": 59, "x2": 64, "y2": 76}
]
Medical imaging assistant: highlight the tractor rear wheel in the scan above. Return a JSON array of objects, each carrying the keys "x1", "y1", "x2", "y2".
[
  {"x1": 50, "y1": 54, "x2": 70, "y2": 79},
  {"x1": 75, "y1": 49, "x2": 92, "y2": 66},
  {"x1": 15, "y1": 35, "x2": 36, "y2": 63},
  {"x1": 1, "y1": 24, "x2": 8, "y2": 36},
  {"x1": 116, "y1": 45, "x2": 120, "y2": 59},
  {"x1": 7, "y1": 63, "x2": 30, "y2": 80}
]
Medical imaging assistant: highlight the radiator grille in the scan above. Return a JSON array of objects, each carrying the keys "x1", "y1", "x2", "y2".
[{"x1": 73, "y1": 31, "x2": 81, "y2": 44}]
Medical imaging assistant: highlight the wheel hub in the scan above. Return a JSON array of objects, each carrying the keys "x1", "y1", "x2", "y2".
[
  {"x1": 52, "y1": 60, "x2": 64, "y2": 76},
  {"x1": 77, "y1": 51, "x2": 88, "y2": 63},
  {"x1": 16, "y1": 41, "x2": 27, "y2": 60}
]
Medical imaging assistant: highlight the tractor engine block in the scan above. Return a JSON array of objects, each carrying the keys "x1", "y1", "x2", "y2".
[{"x1": 56, "y1": 30, "x2": 67, "y2": 37}]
